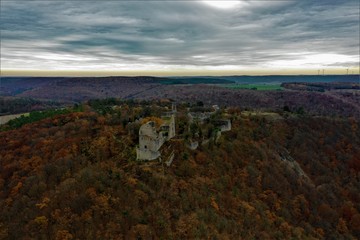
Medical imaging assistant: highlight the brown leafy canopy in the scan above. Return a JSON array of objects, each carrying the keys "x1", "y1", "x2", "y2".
[{"x1": 0, "y1": 101, "x2": 359, "y2": 239}]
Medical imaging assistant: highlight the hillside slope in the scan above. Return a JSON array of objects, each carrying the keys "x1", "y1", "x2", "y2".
[{"x1": 0, "y1": 102, "x2": 359, "y2": 239}]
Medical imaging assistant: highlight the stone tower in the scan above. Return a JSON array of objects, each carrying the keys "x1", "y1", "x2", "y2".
[
  {"x1": 136, "y1": 121, "x2": 165, "y2": 161},
  {"x1": 136, "y1": 103, "x2": 177, "y2": 161}
]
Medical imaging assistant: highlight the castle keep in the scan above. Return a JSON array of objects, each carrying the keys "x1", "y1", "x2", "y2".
[{"x1": 136, "y1": 105, "x2": 176, "y2": 161}]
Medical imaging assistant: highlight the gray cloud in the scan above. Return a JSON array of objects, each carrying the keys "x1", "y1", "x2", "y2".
[{"x1": 1, "y1": 0, "x2": 359, "y2": 72}]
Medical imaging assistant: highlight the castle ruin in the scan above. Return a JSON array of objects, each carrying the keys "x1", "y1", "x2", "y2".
[
  {"x1": 136, "y1": 103, "x2": 231, "y2": 160},
  {"x1": 136, "y1": 104, "x2": 176, "y2": 161}
]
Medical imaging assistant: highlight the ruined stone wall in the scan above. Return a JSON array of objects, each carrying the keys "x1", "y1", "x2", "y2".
[
  {"x1": 139, "y1": 135, "x2": 164, "y2": 152},
  {"x1": 168, "y1": 115, "x2": 176, "y2": 139},
  {"x1": 136, "y1": 148, "x2": 161, "y2": 161}
]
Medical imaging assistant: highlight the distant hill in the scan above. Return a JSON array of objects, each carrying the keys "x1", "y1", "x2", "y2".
[
  {"x1": 213, "y1": 75, "x2": 360, "y2": 84},
  {"x1": 0, "y1": 76, "x2": 164, "y2": 101},
  {"x1": 1, "y1": 76, "x2": 359, "y2": 118},
  {"x1": 281, "y1": 82, "x2": 360, "y2": 91},
  {"x1": 0, "y1": 100, "x2": 359, "y2": 239},
  {"x1": 0, "y1": 76, "x2": 233, "y2": 102},
  {"x1": 0, "y1": 77, "x2": 67, "y2": 96},
  {"x1": 3, "y1": 75, "x2": 357, "y2": 100}
]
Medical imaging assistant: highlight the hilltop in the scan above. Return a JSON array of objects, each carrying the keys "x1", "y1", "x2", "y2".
[{"x1": 0, "y1": 100, "x2": 359, "y2": 239}]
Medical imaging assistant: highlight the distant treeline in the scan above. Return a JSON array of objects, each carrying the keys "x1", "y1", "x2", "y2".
[
  {"x1": 0, "y1": 97, "x2": 66, "y2": 115},
  {"x1": 159, "y1": 77, "x2": 235, "y2": 85}
]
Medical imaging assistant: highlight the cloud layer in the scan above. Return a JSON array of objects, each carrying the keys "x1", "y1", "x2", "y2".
[{"x1": 1, "y1": 0, "x2": 359, "y2": 74}]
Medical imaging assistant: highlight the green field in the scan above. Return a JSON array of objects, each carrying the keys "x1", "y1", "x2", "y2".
[{"x1": 223, "y1": 83, "x2": 283, "y2": 91}]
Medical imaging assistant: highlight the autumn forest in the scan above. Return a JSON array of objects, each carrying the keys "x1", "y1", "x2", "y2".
[{"x1": 1, "y1": 99, "x2": 359, "y2": 239}]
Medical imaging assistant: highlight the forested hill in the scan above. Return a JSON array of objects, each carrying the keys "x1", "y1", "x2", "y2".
[
  {"x1": 2, "y1": 76, "x2": 359, "y2": 119},
  {"x1": 0, "y1": 100, "x2": 359, "y2": 239}
]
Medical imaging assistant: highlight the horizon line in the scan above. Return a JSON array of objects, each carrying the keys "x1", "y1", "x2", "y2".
[
  {"x1": 1, "y1": 68, "x2": 359, "y2": 77},
  {"x1": 2, "y1": 74, "x2": 360, "y2": 78}
]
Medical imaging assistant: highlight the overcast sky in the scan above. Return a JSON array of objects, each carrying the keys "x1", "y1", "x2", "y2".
[{"x1": 1, "y1": 0, "x2": 359, "y2": 76}]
